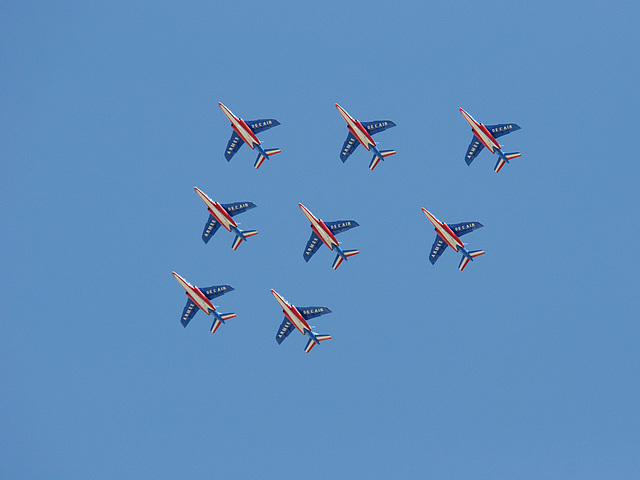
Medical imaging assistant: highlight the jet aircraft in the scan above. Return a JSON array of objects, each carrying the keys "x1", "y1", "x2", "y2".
[
  {"x1": 299, "y1": 203, "x2": 359, "y2": 270},
  {"x1": 172, "y1": 271, "x2": 236, "y2": 333},
  {"x1": 194, "y1": 187, "x2": 258, "y2": 250},
  {"x1": 460, "y1": 107, "x2": 521, "y2": 173},
  {"x1": 335, "y1": 103, "x2": 396, "y2": 170},
  {"x1": 271, "y1": 289, "x2": 332, "y2": 353},
  {"x1": 219, "y1": 102, "x2": 281, "y2": 169},
  {"x1": 421, "y1": 208, "x2": 485, "y2": 271}
]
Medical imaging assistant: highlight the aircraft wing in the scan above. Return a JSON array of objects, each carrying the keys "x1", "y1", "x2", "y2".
[
  {"x1": 361, "y1": 120, "x2": 396, "y2": 136},
  {"x1": 340, "y1": 132, "x2": 360, "y2": 162},
  {"x1": 224, "y1": 132, "x2": 244, "y2": 161},
  {"x1": 429, "y1": 235, "x2": 448, "y2": 265},
  {"x1": 464, "y1": 137, "x2": 484, "y2": 165},
  {"x1": 275, "y1": 318, "x2": 296, "y2": 344},
  {"x1": 201, "y1": 285, "x2": 234, "y2": 300},
  {"x1": 222, "y1": 201, "x2": 257, "y2": 218},
  {"x1": 326, "y1": 220, "x2": 359, "y2": 235},
  {"x1": 180, "y1": 299, "x2": 199, "y2": 327},
  {"x1": 298, "y1": 306, "x2": 332, "y2": 321},
  {"x1": 246, "y1": 119, "x2": 280, "y2": 135},
  {"x1": 202, "y1": 214, "x2": 221, "y2": 244},
  {"x1": 485, "y1": 123, "x2": 521, "y2": 139},
  {"x1": 303, "y1": 232, "x2": 323, "y2": 262},
  {"x1": 448, "y1": 221, "x2": 483, "y2": 237}
]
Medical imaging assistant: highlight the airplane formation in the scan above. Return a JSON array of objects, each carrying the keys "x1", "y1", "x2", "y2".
[{"x1": 173, "y1": 103, "x2": 523, "y2": 352}]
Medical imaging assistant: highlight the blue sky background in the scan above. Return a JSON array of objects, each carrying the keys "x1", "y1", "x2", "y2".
[{"x1": 2, "y1": 1, "x2": 639, "y2": 478}]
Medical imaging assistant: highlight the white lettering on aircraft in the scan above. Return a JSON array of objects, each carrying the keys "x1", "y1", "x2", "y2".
[
  {"x1": 249, "y1": 120, "x2": 273, "y2": 129},
  {"x1": 490, "y1": 125, "x2": 513, "y2": 134},
  {"x1": 301, "y1": 308, "x2": 324, "y2": 315},
  {"x1": 227, "y1": 135, "x2": 241, "y2": 155},
  {"x1": 226, "y1": 203, "x2": 250, "y2": 212},
  {"x1": 467, "y1": 141, "x2": 480, "y2": 159},
  {"x1": 431, "y1": 240, "x2": 443, "y2": 258},
  {"x1": 365, "y1": 122, "x2": 389, "y2": 130},
  {"x1": 329, "y1": 221, "x2": 352, "y2": 230},
  {"x1": 342, "y1": 136, "x2": 357, "y2": 156},
  {"x1": 204, "y1": 286, "x2": 227, "y2": 295},
  {"x1": 453, "y1": 223, "x2": 476, "y2": 232},
  {"x1": 306, "y1": 236, "x2": 321, "y2": 256}
]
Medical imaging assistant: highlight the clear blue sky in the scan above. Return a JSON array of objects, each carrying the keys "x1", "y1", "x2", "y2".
[{"x1": 2, "y1": 1, "x2": 639, "y2": 478}]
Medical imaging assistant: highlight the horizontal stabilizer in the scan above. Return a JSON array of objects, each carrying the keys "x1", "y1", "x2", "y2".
[
  {"x1": 332, "y1": 249, "x2": 359, "y2": 270},
  {"x1": 254, "y1": 148, "x2": 281, "y2": 169},
  {"x1": 369, "y1": 151, "x2": 396, "y2": 171},
  {"x1": 494, "y1": 153, "x2": 520, "y2": 173},
  {"x1": 304, "y1": 334, "x2": 331, "y2": 353},
  {"x1": 231, "y1": 230, "x2": 258, "y2": 250},
  {"x1": 210, "y1": 313, "x2": 236, "y2": 334},
  {"x1": 210, "y1": 317, "x2": 222, "y2": 334},
  {"x1": 458, "y1": 250, "x2": 485, "y2": 271}
]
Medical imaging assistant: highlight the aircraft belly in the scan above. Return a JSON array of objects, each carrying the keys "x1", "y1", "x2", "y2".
[
  {"x1": 187, "y1": 292, "x2": 212, "y2": 314},
  {"x1": 210, "y1": 209, "x2": 234, "y2": 231},
  {"x1": 285, "y1": 310, "x2": 305, "y2": 334}
]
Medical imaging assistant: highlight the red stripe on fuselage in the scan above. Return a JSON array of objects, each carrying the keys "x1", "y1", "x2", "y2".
[
  {"x1": 354, "y1": 120, "x2": 375, "y2": 146},
  {"x1": 347, "y1": 125, "x2": 371, "y2": 151},
  {"x1": 477, "y1": 123, "x2": 500, "y2": 150},
  {"x1": 311, "y1": 221, "x2": 339, "y2": 249},
  {"x1": 238, "y1": 119, "x2": 260, "y2": 145},
  {"x1": 208, "y1": 203, "x2": 236, "y2": 231},
  {"x1": 186, "y1": 288, "x2": 215, "y2": 314},
  {"x1": 436, "y1": 222, "x2": 463, "y2": 250},
  {"x1": 283, "y1": 306, "x2": 311, "y2": 334}
]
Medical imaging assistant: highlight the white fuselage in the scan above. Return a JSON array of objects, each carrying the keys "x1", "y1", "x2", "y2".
[
  {"x1": 299, "y1": 203, "x2": 338, "y2": 250},
  {"x1": 460, "y1": 107, "x2": 500, "y2": 152},
  {"x1": 335, "y1": 103, "x2": 376, "y2": 150},
  {"x1": 194, "y1": 187, "x2": 237, "y2": 232},
  {"x1": 172, "y1": 271, "x2": 215, "y2": 314},
  {"x1": 421, "y1": 208, "x2": 463, "y2": 251},
  {"x1": 271, "y1": 289, "x2": 311, "y2": 334},
  {"x1": 219, "y1": 102, "x2": 260, "y2": 149}
]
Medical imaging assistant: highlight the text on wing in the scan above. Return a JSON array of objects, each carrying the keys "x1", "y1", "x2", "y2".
[{"x1": 249, "y1": 120, "x2": 273, "y2": 129}]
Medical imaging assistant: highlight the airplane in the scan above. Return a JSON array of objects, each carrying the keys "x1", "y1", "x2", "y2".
[
  {"x1": 218, "y1": 102, "x2": 281, "y2": 169},
  {"x1": 421, "y1": 208, "x2": 485, "y2": 271},
  {"x1": 460, "y1": 107, "x2": 521, "y2": 173},
  {"x1": 335, "y1": 103, "x2": 396, "y2": 170},
  {"x1": 271, "y1": 289, "x2": 332, "y2": 353},
  {"x1": 172, "y1": 271, "x2": 236, "y2": 333},
  {"x1": 194, "y1": 187, "x2": 258, "y2": 250},
  {"x1": 299, "y1": 203, "x2": 359, "y2": 270}
]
